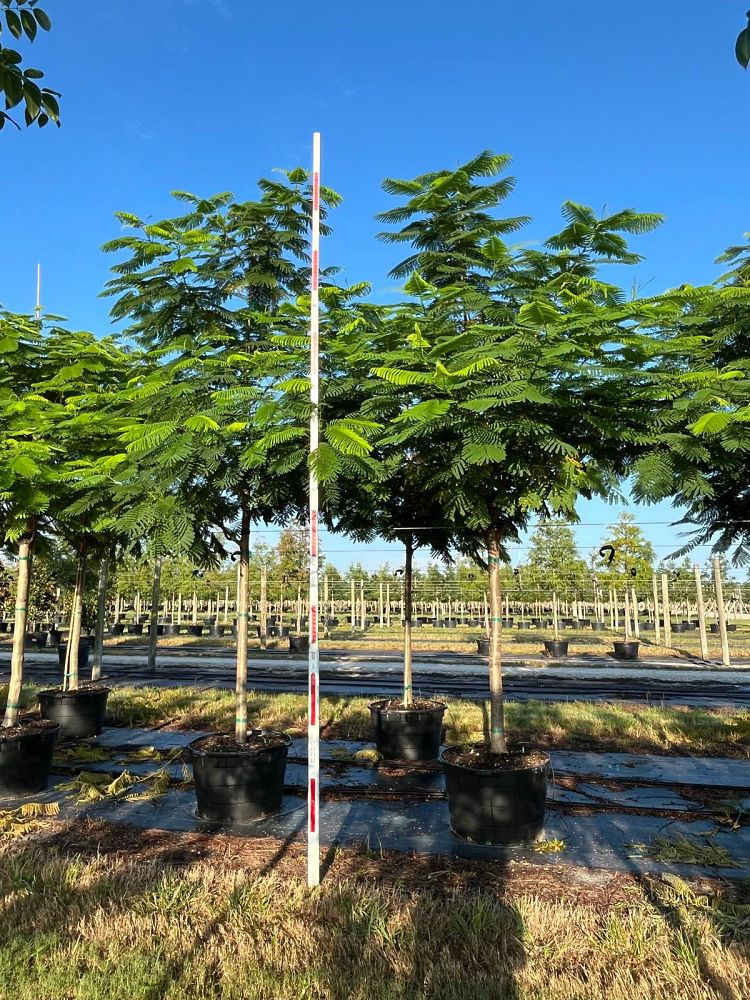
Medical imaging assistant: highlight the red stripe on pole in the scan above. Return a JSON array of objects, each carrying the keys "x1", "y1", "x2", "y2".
[
  {"x1": 310, "y1": 672, "x2": 317, "y2": 725},
  {"x1": 313, "y1": 172, "x2": 320, "y2": 212},
  {"x1": 312, "y1": 249, "x2": 319, "y2": 290},
  {"x1": 311, "y1": 510, "x2": 318, "y2": 556},
  {"x1": 310, "y1": 778, "x2": 316, "y2": 832},
  {"x1": 311, "y1": 604, "x2": 317, "y2": 644}
]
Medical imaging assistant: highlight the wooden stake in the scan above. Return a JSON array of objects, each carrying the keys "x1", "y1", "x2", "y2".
[
  {"x1": 660, "y1": 574, "x2": 672, "y2": 649},
  {"x1": 630, "y1": 587, "x2": 640, "y2": 640},
  {"x1": 694, "y1": 564, "x2": 709, "y2": 659},
  {"x1": 651, "y1": 575, "x2": 661, "y2": 644},
  {"x1": 712, "y1": 556, "x2": 731, "y2": 667}
]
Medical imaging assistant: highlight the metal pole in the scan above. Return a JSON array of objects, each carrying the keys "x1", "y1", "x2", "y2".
[{"x1": 307, "y1": 132, "x2": 321, "y2": 888}]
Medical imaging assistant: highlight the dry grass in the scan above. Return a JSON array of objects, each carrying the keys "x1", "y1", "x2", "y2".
[
  {"x1": 98, "y1": 686, "x2": 750, "y2": 758},
  {"x1": 0, "y1": 828, "x2": 748, "y2": 1000}
]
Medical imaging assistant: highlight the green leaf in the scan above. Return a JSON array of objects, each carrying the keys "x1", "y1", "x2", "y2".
[
  {"x1": 461, "y1": 441, "x2": 507, "y2": 465},
  {"x1": 33, "y1": 8, "x2": 52, "y2": 32},
  {"x1": 737, "y1": 24, "x2": 750, "y2": 69},
  {"x1": 518, "y1": 301, "x2": 560, "y2": 325},
  {"x1": 183, "y1": 414, "x2": 220, "y2": 433},
  {"x1": 20, "y1": 9, "x2": 37, "y2": 40},
  {"x1": 5, "y1": 10, "x2": 23, "y2": 39},
  {"x1": 689, "y1": 412, "x2": 733, "y2": 435},
  {"x1": 394, "y1": 400, "x2": 451, "y2": 423},
  {"x1": 170, "y1": 258, "x2": 198, "y2": 275}
]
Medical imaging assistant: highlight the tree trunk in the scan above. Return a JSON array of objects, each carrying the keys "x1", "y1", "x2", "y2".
[
  {"x1": 63, "y1": 539, "x2": 87, "y2": 692},
  {"x1": 235, "y1": 505, "x2": 251, "y2": 743},
  {"x1": 403, "y1": 540, "x2": 414, "y2": 707},
  {"x1": 91, "y1": 550, "x2": 110, "y2": 682},
  {"x1": 147, "y1": 555, "x2": 163, "y2": 672},
  {"x1": 259, "y1": 565, "x2": 267, "y2": 649},
  {"x1": 487, "y1": 529, "x2": 507, "y2": 754},
  {"x1": 3, "y1": 524, "x2": 34, "y2": 727}
]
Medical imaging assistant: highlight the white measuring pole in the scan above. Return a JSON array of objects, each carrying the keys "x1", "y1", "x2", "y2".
[
  {"x1": 307, "y1": 132, "x2": 322, "y2": 888},
  {"x1": 35, "y1": 263, "x2": 41, "y2": 321}
]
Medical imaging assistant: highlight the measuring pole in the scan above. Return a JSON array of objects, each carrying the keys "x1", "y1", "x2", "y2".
[{"x1": 307, "y1": 131, "x2": 322, "y2": 888}]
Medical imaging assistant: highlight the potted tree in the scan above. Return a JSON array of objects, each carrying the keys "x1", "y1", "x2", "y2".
[
  {"x1": 0, "y1": 310, "x2": 61, "y2": 791},
  {"x1": 372, "y1": 152, "x2": 664, "y2": 842},
  {"x1": 101, "y1": 169, "x2": 354, "y2": 821}
]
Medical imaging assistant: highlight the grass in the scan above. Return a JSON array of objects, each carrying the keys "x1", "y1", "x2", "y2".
[
  {"x1": 630, "y1": 836, "x2": 735, "y2": 869},
  {"x1": 4, "y1": 683, "x2": 750, "y2": 757},
  {"x1": 0, "y1": 838, "x2": 748, "y2": 999},
  {"x1": 100, "y1": 686, "x2": 750, "y2": 757}
]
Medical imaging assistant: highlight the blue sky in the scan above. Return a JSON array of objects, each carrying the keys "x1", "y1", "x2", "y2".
[{"x1": 2, "y1": 1, "x2": 748, "y2": 573}]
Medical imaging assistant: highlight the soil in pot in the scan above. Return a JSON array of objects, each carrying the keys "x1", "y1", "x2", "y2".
[
  {"x1": 0, "y1": 719, "x2": 60, "y2": 794},
  {"x1": 613, "y1": 640, "x2": 639, "y2": 661},
  {"x1": 543, "y1": 639, "x2": 569, "y2": 657},
  {"x1": 442, "y1": 743, "x2": 549, "y2": 844},
  {"x1": 57, "y1": 643, "x2": 91, "y2": 676},
  {"x1": 369, "y1": 699, "x2": 446, "y2": 762},
  {"x1": 189, "y1": 730, "x2": 291, "y2": 823},
  {"x1": 289, "y1": 635, "x2": 309, "y2": 653},
  {"x1": 38, "y1": 686, "x2": 110, "y2": 739}
]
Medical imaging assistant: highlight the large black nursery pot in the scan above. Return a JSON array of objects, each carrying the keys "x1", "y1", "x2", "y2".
[
  {"x1": 207, "y1": 624, "x2": 224, "y2": 638},
  {"x1": 590, "y1": 621, "x2": 606, "y2": 632},
  {"x1": 110, "y1": 622, "x2": 125, "y2": 636},
  {"x1": 163, "y1": 623, "x2": 180, "y2": 636},
  {"x1": 369, "y1": 699, "x2": 446, "y2": 762},
  {"x1": 442, "y1": 743, "x2": 550, "y2": 845},
  {"x1": 187, "y1": 624, "x2": 203, "y2": 637},
  {"x1": 612, "y1": 640, "x2": 639, "y2": 661},
  {"x1": 24, "y1": 631, "x2": 48, "y2": 649},
  {"x1": 39, "y1": 687, "x2": 110, "y2": 739},
  {"x1": 190, "y1": 731, "x2": 292, "y2": 823},
  {"x1": 671, "y1": 622, "x2": 687, "y2": 634},
  {"x1": 727, "y1": 623, "x2": 738, "y2": 632},
  {"x1": 641, "y1": 621, "x2": 655, "y2": 631},
  {"x1": 289, "y1": 635, "x2": 309, "y2": 653},
  {"x1": 128, "y1": 622, "x2": 144, "y2": 635},
  {"x1": 543, "y1": 639, "x2": 568, "y2": 657},
  {"x1": 47, "y1": 628, "x2": 62, "y2": 647},
  {"x1": 57, "y1": 643, "x2": 91, "y2": 676},
  {"x1": 477, "y1": 638, "x2": 490, "y2": 655},
  {"x1": 0, "y1": 621, "x2": 7, "y2": 634},
  {"x1": 0, "y1": 721, "x2": 60, "y2": 794}
]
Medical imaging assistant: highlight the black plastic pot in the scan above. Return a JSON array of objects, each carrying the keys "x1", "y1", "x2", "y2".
[
  {"x1": 207, "y1": 624, "x2": 224, "y2": 638},
  {"x1": 477, "y1": 638, "x2": 490, "y2": 655},
  {"x1": 326, "y1": 617, "x2": 339, "y2": 627},
  {"x1": 190, "y1": 731, "x2": 291, "y2": 822},
  {"x1": 369, "y1": 700, "x2": 446, "y2": 762},
  {"x1": 156, "y1": 624, "x2": 166, "y2": 636},
  {"x1": 543, "y1": 639, "x2": 569, "y2": 657},
  {"x1": 187, "y1": 624, "x2": 203, "y2": 637},
  {"x1": 590, "y1": 622, "x2": 606, "y2": 632},
  {"x1": 289, "y1": 635, "x2": 309, "y2": 653},
  {"x1": 500, "y1": 618, "x2": 513, "y2": 629},
  {"x1": 163, "y1": 623, "x2": 180, "y2": 636},
  {"x1": 57, "y1": 643, "x2": 91, "y2": 675},
  {"x1": 442, "y1": 744, "x2": 550, "y2": 845},
  {"x1": 0, "y1": 621, "x2": 7, "y2": 633},
  {"x1": 39, "y1": 687, "x2": 110, "y2": 739},
  {"x1": 641, "y1": 621, "x2": 655, "y2": 631},
  {"x1": 24, "y1": 631, "x2": 48, "y2": 649},
  {"x1": 671, "y1": 622, "x2": 687, "y2": 634},
  {"x1": 613, "y1": 640, "x2": 639, "y2": 661},
  {"x1": 110, "y1": 623, "x2": 125, "y2": 636},
  {"x1": 728, "y1": 623, "x2": 738, "y2": 632},
  {"x1": 0, "y1": 722, "x2": 60, "y2": 794},
  {"x1": 204, "y1": 616, "x2": 217, "y2": 626},
  {"x1": 47, "y1": 628, "x2": 62, "y2": 647},
  {"x1": 128, "y1": 623, "x2": 144, "y2": 635},
  {"x1": 561, "y1": 618, "x2": 574, "y2": 628}
]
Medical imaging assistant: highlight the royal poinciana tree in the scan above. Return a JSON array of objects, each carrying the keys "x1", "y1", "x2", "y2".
[
  {"x1": 102, "y1": 171, "x2": 381, "y2": 744},
  {"x1": 370, "y1": 152, "x2": 670, "y2": 754},
  {"x1": 631, "y1": 239, "x2": 750, "y2": 565}
]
